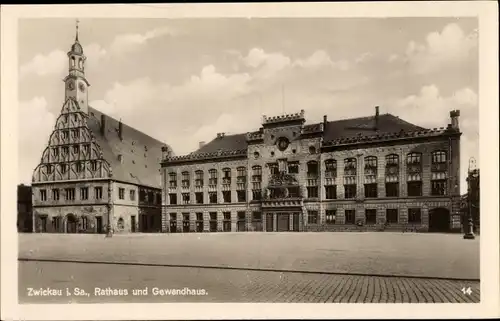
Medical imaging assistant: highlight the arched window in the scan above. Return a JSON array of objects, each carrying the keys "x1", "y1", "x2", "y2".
[
  {"x1": 385, "y1": 154, "x2": 400, "y2": 188},
  {"x1": 222, "y1": 168, "x2": 231, "y2": 184},
  {"x1": 181, "y1": 171, "x2": 190, "y2": 188},
  {"x1": 195, "y1": 170, "x2": 204, "y2": 187},
  {"x1": 237, "y1": 167, "x2": 246, "y2": 178},
  {"x1": 431, "y1": 150, "x2": 447, "y2": 164},
  {"x1": 252, "y1": 165, "x2": 262, "y2": 176},
  {"x1": 71, "y1": 56, "x2": 76, "y2": 67},
  {"x1": 344, "y1": 158, "x2": 357, "y2": 173},
  {"x1": 208, "y1": 169, "x2": 218, "y2": 186},
  {"x1": 407, "y1": 152, "x2": 422, "y2": 165},
  {"x1": 117, "y1": 217, "x2": 124, "y2": 231},
  {"x1": 78, "y1": 58, "x2": 83, "y2": 69},
  {"x1": 325, "y1": 159, "x2": 337, "y2": 178},
  {"x1": 364, "y1": 156, "x2": 377, "y2": 187},
  {"x1": 386, "y1": 154, "x2": 399, "y2": 166}
]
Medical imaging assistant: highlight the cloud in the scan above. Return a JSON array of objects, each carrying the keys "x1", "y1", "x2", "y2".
[
  {"x1": 242, "y1": 48, "x2": 292, "y2": 78},
  {"x1": 18, "y1": 97, "x2": 57, "y2": 184},
  {"x1": 108, "y1": 26, "x2": 178, "y2": 55},
  {"x1": 294, "y1": 50, "x2": 350, "y2": 71},
  {"x1": 395, "y1": 85, "x2": 478, "y2": 193},
  {"x1": 19, "y1": 26, "x2": 176, "y2": 78},
  {"x1": 404, "y1": 23, "x2": 478, "y2": 74}
]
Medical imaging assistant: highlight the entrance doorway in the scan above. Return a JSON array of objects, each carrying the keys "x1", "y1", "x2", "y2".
[
  {"x1": 40, "y1": 216, "x2": 47, "y2": 233},
  {"x1": 96, "y1": 216, "x2": 103, "y2": 233},
  {"x1": 131, "y1": 216, "x2": 136, "y2": 232},
  {"x1": 277, "y1": 214, "x2": 290, "y2": 232},
  {"x1": 140, "y1": 215, "x2": 148, "y2": 232},
  {"x1": 429, "y1": 208, "x2": 450, "y2": 232},
  {"x1": 266, "y1": 213, "x2": 274, "y2": 232},
  {"x1": 66, "y1": 214, "x2": 77, "y2": 233}
]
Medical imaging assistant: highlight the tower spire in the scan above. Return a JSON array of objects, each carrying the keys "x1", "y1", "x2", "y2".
[{"x1": 75, "y1": 18, "x2": 79, "y2": 42}]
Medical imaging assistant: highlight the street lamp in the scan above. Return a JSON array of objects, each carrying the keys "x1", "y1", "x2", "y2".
[{"x1": 463, "y1": 157, "x2": 476, "y2": 240}]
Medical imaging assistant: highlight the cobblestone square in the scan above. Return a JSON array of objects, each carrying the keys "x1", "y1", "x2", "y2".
[{"x1": 18, "y1": 232, "x2": 480, "y2": 303}]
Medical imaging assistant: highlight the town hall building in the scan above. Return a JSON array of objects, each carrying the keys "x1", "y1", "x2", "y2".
[
  {"x1": 161, "y1": 107, "x2": 462, "y2": 233},
  {"x1": 31, "y1": 27, "x2": 172, "y2": 234}
]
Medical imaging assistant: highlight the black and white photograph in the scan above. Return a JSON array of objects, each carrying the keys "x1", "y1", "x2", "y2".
[{"x1": 1, "y1": 2, "x2": 499, "y2": 320}]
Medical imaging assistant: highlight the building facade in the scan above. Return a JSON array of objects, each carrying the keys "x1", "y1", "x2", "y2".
[
  {"x1": 161, "y1": 107, "x2": 462, "y2": 233},
  {"x1": 31, "y1": 29, "x2": 171, "y2": 234}
]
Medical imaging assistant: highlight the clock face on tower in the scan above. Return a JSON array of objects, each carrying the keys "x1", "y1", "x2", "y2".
[
  {"x1": 78, "y1": 83, "x2": 86, "y2": 93},
  {"x1": 67, "y1": 80, "x2": 75, "y2": 90}
]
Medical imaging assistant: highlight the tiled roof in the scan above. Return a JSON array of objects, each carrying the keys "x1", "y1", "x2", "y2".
[
  {"x1": 87, "y1": 107, "x2": 169, "y2": 189},
  {"x1": 189, "y1": 113, "x2": 425, "y2": 155}
]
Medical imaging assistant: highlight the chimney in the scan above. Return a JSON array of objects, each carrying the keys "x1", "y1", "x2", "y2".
[
  {"x1": 100, "y1": 115, "x2": 106, "y2": 135},
  {"x1": 199, "y1": 141, "x2": 206, "y2": 149},
  {"x1": 375, "y1": 106, "x2": 380, "y2": 130},
  {"x1": 323, "y1": 115, "x2": 327, "y2": 130},
  {"x1": 161, "y1": 146, "x2": 171, "y2": 160},
  {"x1": 118, "y1": 119, "x2": 123, "y2": 140},
  {"x1": 450, "y1": 110, "x2": 460, "y2": 130},
  {"x1": 216, "y1": 132, "x2": 225, "y2": 138}
]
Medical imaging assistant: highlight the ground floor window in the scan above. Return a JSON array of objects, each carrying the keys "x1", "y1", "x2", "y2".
[
  {"x1": 386, "y1": 209, "x2": 398, "y2": 223},
  {"x1": 365, "y1": 209, "x2": 377, "y2": 224},
  {"x1": 326, "y1": 210, "x2": 336, "y2": 224},
  {"x1": 408, "y1": 208, "x2": 421, "y2": 223},
  {"x1": 307, "y1": 211, "x2": 318, "y2": 224},
  {"x1": 364, "y1": 184, "x2": 378, "y2": 198},
  {"x1": 209, "y1": 212, "x2": 217, "y2": 232},
  {"x1": 223, "y1": 212, "x2": 231, "y2": 232}
]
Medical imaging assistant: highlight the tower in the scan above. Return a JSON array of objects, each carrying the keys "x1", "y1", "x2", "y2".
[{"x1": 63, "y1": 19, "x2": 90, "y2": 113}]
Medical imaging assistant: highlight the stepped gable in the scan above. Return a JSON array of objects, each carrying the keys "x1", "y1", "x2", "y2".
[
  {"x1": 323, "y1": 113, "x2": 425, "y2": 142},
  {"x1": 192, "y1": 133, "x2": 248, "y2": 155},
  {"x1": 87, "y1": 107, "x2": 169, "y2": 189}
]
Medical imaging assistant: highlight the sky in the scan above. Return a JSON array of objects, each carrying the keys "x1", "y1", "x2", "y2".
[{"x1": 18, "y1": 18, "x2": 479, "y2": 193}]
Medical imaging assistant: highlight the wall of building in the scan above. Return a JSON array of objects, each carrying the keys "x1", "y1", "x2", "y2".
[{"x1": 33, "y1": 204, "x2": 108, "y2": 233}]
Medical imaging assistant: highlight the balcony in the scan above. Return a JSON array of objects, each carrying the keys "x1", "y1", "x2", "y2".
[{"x1": 307, "y1": 179, "x2": 318, "y2": 186}]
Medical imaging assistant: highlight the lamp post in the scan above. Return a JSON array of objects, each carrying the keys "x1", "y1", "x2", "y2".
[{"x1": 463, "y1": 157, "x2": 476, "y2": 240}]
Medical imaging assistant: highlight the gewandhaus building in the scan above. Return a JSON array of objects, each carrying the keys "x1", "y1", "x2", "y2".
[{"x1": 161, "y1": 107, "x2": 462, "y2": 233}]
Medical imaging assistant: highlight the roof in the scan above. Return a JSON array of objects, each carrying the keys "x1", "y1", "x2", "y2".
[
  {"x1": 87, "y1": 107, "x2": 169, "y2": 189},
  {"x1": 190, "y1": 113, "x2": 425, "y2": 155}
]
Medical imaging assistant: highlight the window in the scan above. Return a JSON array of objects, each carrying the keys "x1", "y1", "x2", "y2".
[
  {"x1": 148, "y1": 191, "x2": 154, "y2": 204},
  {"x1": 386, "y1": 154, "x2": 399, "y2": 166},
  {"x1": 326, "y1": 210, "x2": 336, "y2": 224},
  {"x1": 118, "y1": 188, "x2": 124, "y2": 200},
  {"x1": 52, "y1": 148, "x2": 59, "y2": 157},
  {"x1": 52, "y1": 217, "x2": 61, "y2": 231},
  {"x1": 208, "y1": 169, "x2": 218, "y2": 186},
  {"x1": 344, "y1": 185, "x2": 356, "y2": 199},
  {"x1": 223, "y1": 212, "x2": 231, "y2": 220},
  {"x1": 209, "y1": 192, "x2": 217, "y2": 204},
  {"x1": 195, "y1": 170, "x2": 204, "y2": 187},
  {"x1": 308, "y1": 211, "x2": 318, "y2": 224},
  {"x1": 237, "y1": 190, "x2": 246, "y2": 202},
  {"x1": 268, "y1": 163, "x2": 278, "y2": 175},
  {"x1": 170, "y1": 213, "x2": 177, "y2": 221},
  {"x1": 181, "y1": 171, "x2": 190, "y2": 188},
  {"x1": 46, "y1": 165, "x2": 53, "y2": 174},
  {"x1": 195, "y1": 192, "x2": 203, "y2": 204},
  {"x1": 325, "y1": 159, "x2": 337, "y2": 178},
  {"x1": 76, "y1": 162, "x2": 82, "y2": 173},
  {"x1": 169, "y1": 193, "x2": 177, "y2": 205},
  {"x1": 252, "y1": 212, "x2": 262, "y2": 221},
  {"x1": 432, "y1": 151, "x2": 447, "y2": 163},
  {"x1": 236, "y1": 167, "x2": 246, "y2": 188},
  {"x1": 94, "y1": 187, "x2": 103, "y2": 199},
  {"x1": 73, "y1": 145, "x2": 79, "y2": 154},
  {"x1": 139, "y1": 190, "x2": 146, "y2": 202},
  {"x1": 407, "y1": 152, "x2": 422, "y2": 185},
  {"x1": 210, "y1": 212, "x2": 217, "y2": 220},
  {"x1": 307, "y1": 186, "x2": 318, "y2": 198},
  {"x1": 80, "y1": 187, "x2": 88, "y2": 200},
  {"x1": 222, "y1": 168, "x2": 231, "y2": 184},
  {"x1": 82, "y1": 216, "x2": 88, "y2": 230},
  {"x1": 431, "y1": 180, "x2": 447, "y2": 196},
  {"x1": 62, "y1": 146, "x2": 69, "y2": 156},
  {"x1": 52, "y1": 189, "x2": 59, "y2": 201},
  {"x1": 65, "y1": 188, "x2": 75, "y2": 201},
  {"x1": 408, "y1": 208, "x2": 421, "y2": 223},
  {"x1": 309, "y1": 146, "x2": 316, "y2": 154},
  {"x1": 62, "y1": 130, "x2": 69, "y2": 139},
  {"x1": 196, "y1": 213, "x2": 203, "y2": 221},
  {"x1": 307, "y1": 161, "x2": 318, "y2": 177},
  {"x1": 365, "y1": 156, "x2": 377, "y2": 169},
  {"x1": 386, "y1": 209, "x2": 398, "y2": 223},
  {"x1": 288, "y1": 162, "x2": 299, "y2": 174},
  {"x1": 385, "y1": 183, "x2": 399, "y2": 197},
  {"x1": 252, "y1": 189, "x2": 262, "y2": 201},
  {"x1": 182, "y1": 193, "x2": 190, "y2": 204},
  {"x1": 83, "y1": 144, "x2": 90, "y2": 154},
  {"x1": 237, "y1": 167, "x2": 246, "y2": 178},
  {"x1": 40, "y1": 189, "x2": 47, "y2": 201},
  {"x1": 222, "y1": 191, "x2": 231, "y2": 203},
  {"x1": 325, "y1": 186, "x2": 337, "y2": 199},
  {"x1": 156, "y1": 193, "x2": 162, "y2": 205},
  {"x1": 130, "y1": 190, "x2": 135, "y2": 201},
  {"x1": 252, "y1": 165, "x2": 262, "y2": 191},
  {"x1": 91, "y1": 161, "x2": 98, "y2": 171},
  {"x1": 61, "y1": 164, "x2": 67, "y2": 174},
  {"x1": 288, "y1": 187, "x2": 300, "y2": 198},
  {"x1": 345, "y1": 210, "x2": 355, "y2": 224},
  {"x1": 364, "y1": 183, "x2": 378, "y2": 198},
  {"x1": 365, "y1": 209, "x2": 377, "y2": 224},
  {"x1": 407, "y1": 152, "x2": 422, "y2": 164},
  {"x1": 407, "y1": 181, "x2": 422, "y2": 196},
  {"x1": 169, "y1": 173, "x2": 177, "y2": 188},
  {"x1": 344, "y1": 158, "x2": 357, "y2": 185}
]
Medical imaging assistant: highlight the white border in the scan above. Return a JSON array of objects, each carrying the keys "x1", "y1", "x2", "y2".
[{"x1": 1, "y1": 2, "x2": 499, "y2": 320}]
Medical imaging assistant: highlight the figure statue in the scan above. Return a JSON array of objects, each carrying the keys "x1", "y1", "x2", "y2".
[
  {"x1": 283, "y1": 187, "x2": 289, "y2": 198},
  {"x1": 263, "y1": 188, "x2": 270, "y2": 200}
]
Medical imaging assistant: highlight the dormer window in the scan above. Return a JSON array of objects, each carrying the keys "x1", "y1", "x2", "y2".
[{"x1": 62, "y1": 130, "x2": 69, "y2": 139}]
